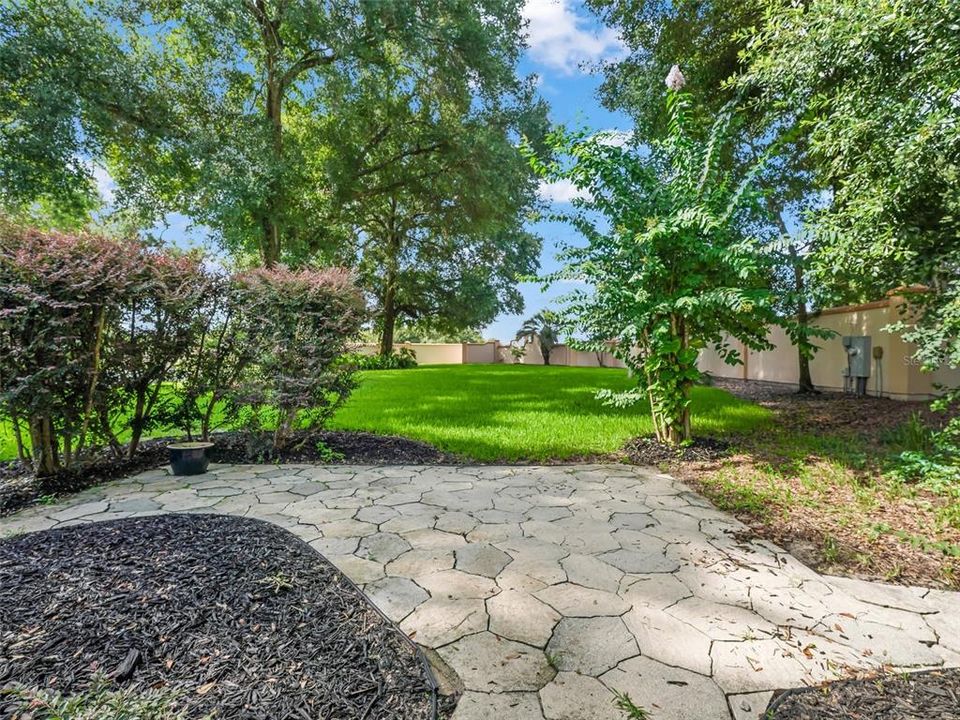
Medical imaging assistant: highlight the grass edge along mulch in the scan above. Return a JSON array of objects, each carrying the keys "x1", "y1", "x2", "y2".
[{"x1": 0, "y1": 514, "x2": 438, "y2": 720}]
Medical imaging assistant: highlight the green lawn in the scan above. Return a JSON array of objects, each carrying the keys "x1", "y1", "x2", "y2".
[
  {"x1": 0, "y1": 365, "x2": 770, "y2": 463},
  {"x1": 329, "y1": 364, "x2": 770, "y2": 461}
]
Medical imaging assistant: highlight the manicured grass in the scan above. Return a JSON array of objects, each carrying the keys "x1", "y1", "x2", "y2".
[
  {"x1": 329, "y1": 364, "x2": 770, "y2": 461},
  {"x1": 0, "y1": 365, "x2": 770, "y2": 463}
]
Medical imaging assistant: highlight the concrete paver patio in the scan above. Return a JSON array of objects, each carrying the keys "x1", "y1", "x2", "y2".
[{"x1": 3, "y1": 463, "x2": 959, "y2": 719}]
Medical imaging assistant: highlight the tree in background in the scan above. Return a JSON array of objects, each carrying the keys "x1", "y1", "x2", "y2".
[
  {"x1": 515, "y1": 311, "x2": 560, "y2": 366},
  {"x1": 529, "y1": 78, "x2": 785, "y2": 444},
  {"x1": 325, "y1": 64, "x2": 544, "y2": 355},
  {"x1": 744, "y1": 0, "x2": 960, "y2": 361},
  {"x1": 587, "y1": 0, "x2": 828, "y2": 392},
  {"x1": 1, "y1": 0, "x2": 536, "y2": 268},
  {"x1": 0, "y1": 1, "x2": 173, "y2": 225}
]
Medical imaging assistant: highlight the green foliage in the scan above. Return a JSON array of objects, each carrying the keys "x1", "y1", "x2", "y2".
[
  {"x1": 1, "y1": 680, "x2": 191, "y2": 720},
  {"x1": 171, "y1": 274, "x2": 257, "y2": 442},
  {"x1": 0, "y1": 225, "x2": 174, "y2": 474},
  {"x1": 313, "y1": 440, "x2": 345, "y2": 464},
  {"x1": 325, "y1": 62, "x2": 543, "y2": 353},
  {"x1": 345, "y1": 348, "x2": 418, "y2": 371},
  {"x1": 745, "y1": 0, "x2": 960, "y2": 374},
  {"x1": 101, "y1": 251, "x2": 212, "y2": 458},
  {"x1": 329, "y1": 365, "x2": 770, "y2": 461},
  {"x1": 0, "y1": 224, "x2": 365, "y2": 469},
  {"x1": 515, "y1": 311, "x2": 560, "y2": 365},
  {"x1": 0, "y1": 1, "x2": 171, "y2": 224},
  {"x1": 527, "y1": 86, "x2": 779, "y2": 444},
  {"x1": 231, "y1": 267, "x2": 365, "y2": 450},
  {"x1": 612, "y1": 690, "x2": 650, "y2": 719}
]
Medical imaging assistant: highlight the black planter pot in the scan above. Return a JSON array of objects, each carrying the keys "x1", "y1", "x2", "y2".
[{"x1": 168, "y1": 441, "x2": 215, "y2": 476}]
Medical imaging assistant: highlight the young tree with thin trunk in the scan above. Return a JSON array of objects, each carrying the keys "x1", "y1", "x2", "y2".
[
  {"x1": 586, "y1": 0, "x2": 829, "y2": 393},
  {"x1": 529, "y1": 76, "x2": 782, "y2": 445}
]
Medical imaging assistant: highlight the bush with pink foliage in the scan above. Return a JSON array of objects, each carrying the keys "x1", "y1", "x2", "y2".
[{"x1": 0, "y1": 224, "x2": 365, "y2": 475}]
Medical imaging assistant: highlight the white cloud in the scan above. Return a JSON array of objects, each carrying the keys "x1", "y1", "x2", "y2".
[
  {"x1": 522, "y1": 0, "x2": 625, "y2": 75},
  {"x1": 538, "y1": 178, "x2": 591, "y2": 203},
  {"x1": 593, "y1": 129, "x2": 633, "y2": 147},
  {"x1": 91, "y1": 164, "x2": 116, "y2": 204}
]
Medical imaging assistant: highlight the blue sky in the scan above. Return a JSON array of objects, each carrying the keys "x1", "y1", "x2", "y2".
[{"x1": 486, "y1": 0, "x2": 630, "y2": 341}]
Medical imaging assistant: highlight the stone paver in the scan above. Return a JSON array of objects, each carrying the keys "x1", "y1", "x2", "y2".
[
  {"x1": 437, "y1": 632, "x2": 555, "y2": 692},
  {"x1": 5, "y1": 462, "x2": 960, "y2": 719},
  {"x1": 540, "y1": 672, "x2": 621, "y2": 720}
]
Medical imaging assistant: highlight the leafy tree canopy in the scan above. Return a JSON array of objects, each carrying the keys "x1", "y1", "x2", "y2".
[
  {"x1": 1, "y1": 0, "x2": 536, "y2": 267},
  {"x1": 322, "y1": 62, "x2": 545, "y2": 354},
  {"x1": 744, "y1": 0, "x2": 960, "y2": 373},
  {"x1": 527, "y1": 86, "x2": 787, "y2": 443}
]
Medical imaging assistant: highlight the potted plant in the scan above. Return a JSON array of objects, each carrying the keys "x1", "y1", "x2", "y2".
[{"x1": 167, "y1": 441, "x2": 215, "y2": 476}]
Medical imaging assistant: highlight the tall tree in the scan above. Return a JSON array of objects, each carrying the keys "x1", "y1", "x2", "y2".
[
  {"x1": 115, "y1": 0, "x2": 536, "y2": 266},
  {"x1": 743, "y1": 0, "x2": 960, "y2": 380},
  {"x1": 323, "y1": 65, "x2": 544, "y2": 355},
  {"x1": 587, "y1": 0, "x2": 827, "y2": 392},
  {"x1": 2, "y1": 0, "x2": 534, "y2": 266},
  {"x1": 0, "y1": 0, "x2": 171, "y2": 224}
]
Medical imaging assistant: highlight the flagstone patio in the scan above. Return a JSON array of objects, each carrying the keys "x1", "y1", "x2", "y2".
[{"x1": 3, "y1": 463, "x2": 959, "y2": 720}]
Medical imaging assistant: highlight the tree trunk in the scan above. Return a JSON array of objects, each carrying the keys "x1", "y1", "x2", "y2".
[
  {"x1": 259, "y1": 9, "x2": 284, "y2": 267},
  {"x1": 29, "y1": 414, "x2": 58, "y2": 476},
  {"x1": 380, "y1": 286, "x2": 397, "y2": 356},
  {"x1": 75, "y1": 306, "x2": 105, "y2": 456},
  {"x1": 379, "y1": 202, "x2": 401, "y2": 356},
  {"x1": 792, "y1": 247, "x2": 816, "y2": 393},
  {"x1": 128, "y1": 389, "x2": 146, "y2": 460}
]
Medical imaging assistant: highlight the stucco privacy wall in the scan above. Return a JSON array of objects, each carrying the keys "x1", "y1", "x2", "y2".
[
  {"x1": 697, "y1": 296, "x2": 960, "y2": 400},
  {"x1": 354, "y1": 341, "x2": 626, "y2": 368}
]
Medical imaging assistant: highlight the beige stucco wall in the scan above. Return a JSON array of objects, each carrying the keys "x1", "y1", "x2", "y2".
[
  {"x1": 697, "y1": 298, "x2": 960, "y2": 400},
  {"x1": 354, "y1": 343, "x2": 465, "y2": 364},
  {"x1": 463, "y1": 342, "x2": 497, "y2": 364},
  {"x1": 504, "y1": 340, "x2": 625, "y2": 368}
]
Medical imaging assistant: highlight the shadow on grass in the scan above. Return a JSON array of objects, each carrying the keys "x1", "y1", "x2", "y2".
[{"x1": 330, "y1": 365, "x2": 771, "y2": 462}]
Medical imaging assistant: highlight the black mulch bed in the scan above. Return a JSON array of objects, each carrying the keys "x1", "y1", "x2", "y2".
[
  {"x1": 0, "y1": 514, "x2": 437, "y2": 720},
  {"x1": 0, "y1": 430, "x2": 454, "y2": 517},
  {"x1": 622, "y1": 435, "x2": 732, "y2": 465},
  {"x1": 766, "y1": 669, "x2": 960, "y2": 719},
  {"x1": 209, "y1": 429, "x2": 454, "y2": 466}
]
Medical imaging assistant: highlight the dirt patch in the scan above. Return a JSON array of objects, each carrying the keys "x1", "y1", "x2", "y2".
[
  {"x1": 0, "y1": 514, "x2": 437, "y2": 719},
  {"x1": 766, "y1": 668, "x2": 960, "y2": 719},
  {"x1": 710, "y1": 378, "x2": 942, "y2": 433}
]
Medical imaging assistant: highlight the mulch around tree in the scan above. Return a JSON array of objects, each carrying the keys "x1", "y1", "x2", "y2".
[
  {"x1": 0, "y1": 430, "x2": 454, "y2": 517},
  {"x1": 621, "y1": 435, "x2": 732, "y2": 465},
  {"x1": 766, "y1": 669, "x2": 960, "y2": 719},
  {"x1": 0, "y1": 514, "x2": 437, "y2": 720}
]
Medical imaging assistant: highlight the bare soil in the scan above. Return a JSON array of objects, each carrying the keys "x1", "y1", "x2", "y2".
[{"x1": 674, "y1": 379, "x2": 960, "y2": 589}]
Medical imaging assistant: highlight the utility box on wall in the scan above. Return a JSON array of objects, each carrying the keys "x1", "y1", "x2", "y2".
[{"x1": 842, "y1": 335, "x2": 872, "y2": 395}]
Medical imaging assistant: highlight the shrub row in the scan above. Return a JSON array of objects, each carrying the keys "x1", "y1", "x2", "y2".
[
  {"x1": 344, "y1": 348, "x2": 418, "y2": 371},
  {"x1": 0, "y1": 225, "x2": 365, "y2": 476}
]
